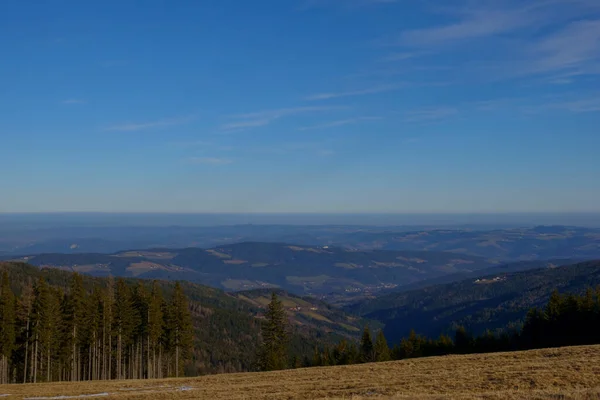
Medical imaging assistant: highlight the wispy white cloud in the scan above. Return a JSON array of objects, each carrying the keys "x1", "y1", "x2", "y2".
[
  {"x1": 105, "y1": 115, "x2": 195, "y2": 132},
  {"x1": 170, "y1": 140, "x2": 234, "y2": 151},
  {"x1": 187, "y1": 157, "x2": 233, "y2": 165},
  {"x1": 221, "y1": 106, "x2": 345, "y2": 131},
  {"x1": 231, "y1": 106, "x2": 345, "y2": 120},
  {"x1": 384, "y1": 0, "x2": 600, "y2": 82},
  {"x1": 246, "y1": 141, "x2": 337, "y2": 157},
  {"x1": 524, "y1": 19, "x2": 600, "y2": 77},
  {"x1": 395, "y1": 8, "x2": 532, "y2": 47},
  {"x1": 298, "y1": 116, "x2": 381, "y2": 130},
  {"x1": 306, "y1": 84, "x2": 404, "y2": 100},
  {"x1": 404, "y1": 107, "x2": 458, "y2": 122},
  {"x1": 221, "y1": 119, "x2": 271, "y2": 130},
  {"x1": 379, "y1": 52, "x2": 423, "y2": 62},
  {"x1": 526, "y1": 97, "x2": 600, "y2": 113},
  {"x1": 61, "y1": 99, "x2": 86, "y2": 105},
  {"x1": 317, "y1": 149, "x2": 335, "y2": 156}
]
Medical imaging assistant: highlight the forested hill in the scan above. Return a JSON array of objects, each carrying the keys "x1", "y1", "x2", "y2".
[
  {"x1": 233, "y1": 289, "x2": 375, "y2": 336},
  {"x1": 349, "y1": 260, "x2": 600, "y2": 344},
  {"x1": 0, "y1": 262, "x2": 363, "y2": 378},
  {"x1": 6, "y1": 242, "x2": 496, "y2": 299}
]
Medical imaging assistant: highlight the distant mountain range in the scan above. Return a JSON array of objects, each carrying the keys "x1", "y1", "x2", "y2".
[
  {"x1": 2, "y1": 225, "x2": 599, "y2": 262},
  {"x1": 349, "y1": 260, "x2": 600, "y2": 344},
  {"x1": 4, "y1": 242, "x2": 497, "y2": 299}
]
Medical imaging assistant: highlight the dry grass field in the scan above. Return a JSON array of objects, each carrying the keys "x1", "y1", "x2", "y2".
[{"x1": 2, "y1": 345, "x2": 600, "y2": 400}]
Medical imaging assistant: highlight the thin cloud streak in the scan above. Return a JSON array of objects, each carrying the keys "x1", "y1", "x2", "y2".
[
  {"x1": 526, "y1": 97, "x2": 600, "y2": 113},
  {"x1": 221, "y1": 106, "x2": 347, "y2": 131},
  {"x1": 396, "y1": 9, "x2": 531, "y2": 47},
  {"x1": 298, "y1": 116, "x2": 381, "y2": 130},
  {"x1": 381, "y1": 1, "x2": 600, "y2": 83},
  {"x1": 306, "y1": 84, "x2": 404, "y2": 100},
  {"x1": 105, "y1": 115, "x2": 195, "y2": 132},
  {"x1": 379, "y1": 52, "x2": 422, "y2": 62},
  {"x1": 221, "y1": 119, "x2": 271, "y2": 130},
  {"x1": 187, "y1": 157, "x2": 233, "y2": 165},
  {"x1": 404, "y1": 107, "x2": 458, "y2": 122}
]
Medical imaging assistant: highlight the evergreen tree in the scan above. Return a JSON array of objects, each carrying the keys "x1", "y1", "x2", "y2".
[
  {"x1": 44, "y1": 287, "x2": 62, "y2": 382},
  {"x1": 19, "y1": 280, "x2": 34, "y2": 383},
  {"x1": 258, "y1": 292, "x2": 288, "y2": 371},
  {"x1": 169, "y1": 282, "x2": 193, "y2": 377},
  {"x1": 454, "y1": 326, "x2": 472, "y2": 354},
  {"x1": 83, "y1": 287, "x2": 103, "y2": 381},
  {"x1": 148, "y1": 281, "x2": 164, "y2": 379},
  {"x1": 132, "y1": 283, "x2": 148, "y2": 379},
  {"x1": 114, "y1": 278, "x2": 136, "y2": 379},
  {"x1": 64, "y1": 273, "x2": 86, "y2": 381},
  {"x1": 374, "y1": 330, "x2": 391, "y2": 362},
  {"x1": 0, "y1": 271, "x2": 16, "y2": 384},
  {"x1": 311, "y1": 346, "x2": 322, "y2": 367},
  {"x1": 359, "y1": 326, "x2": 374, "y2": 363},
  {"x1": 31, "y1": 277, "x2": 52, "y2": 382}
]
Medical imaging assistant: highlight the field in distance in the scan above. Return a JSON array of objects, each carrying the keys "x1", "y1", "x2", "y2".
[{"x1": 2, "y1": 345, "x2": 600, "y2": 399}]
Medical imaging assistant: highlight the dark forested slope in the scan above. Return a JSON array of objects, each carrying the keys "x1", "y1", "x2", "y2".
[
  {"x1": 350, "y1": 260, "x2": 600, "y2": 343},
  {"x1": 0, "y1": 262, "x2": 362, "y2": 377}
]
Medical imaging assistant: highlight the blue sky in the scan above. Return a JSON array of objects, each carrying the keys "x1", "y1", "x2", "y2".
[{"x1": 1, "y1": 0, "x2": 599, "y2": 213}]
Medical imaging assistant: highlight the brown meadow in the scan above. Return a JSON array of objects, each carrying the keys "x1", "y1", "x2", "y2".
[{"x1": 1, "y1": 345, "x2": 599, "y2": 400}]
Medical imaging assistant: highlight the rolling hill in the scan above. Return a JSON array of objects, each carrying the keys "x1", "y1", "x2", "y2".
[
  {"x1": 329, "y1": 225, "x2": 600, "y2": 260},
  {"x1": 6, "y1": 242, "x2": 497, "y2": 298},
  {"x1": 3, "y1": 224, "x2": 599, "y2": 261},
  {"x1": 349, "y1": 260, "x2": 600, "y2": 343},
  {"x1": 233, "y1": 289, "x2": 376, "y2": 336}
]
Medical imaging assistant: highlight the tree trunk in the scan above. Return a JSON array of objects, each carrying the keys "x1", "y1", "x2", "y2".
[
  {"x1": 117, "y1": 332, "x2": 121, "y2": 380},
  {"x1": 108, "y1": 334, "x2": 112, "y2": 380},
  {"x1": 23, "y1": 317, "x2": 30, "y2": 383},
  {"x1": 33, "y1": 332, "x2": 38, "y2": 384}
]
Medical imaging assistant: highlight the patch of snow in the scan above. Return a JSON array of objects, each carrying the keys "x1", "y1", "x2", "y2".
[
  {"x1": 0, "y1": 395, "x2": 11, "y2": 398},
  {"x1": 25, "y1": 393, "x2": 109, "y2": 400}
]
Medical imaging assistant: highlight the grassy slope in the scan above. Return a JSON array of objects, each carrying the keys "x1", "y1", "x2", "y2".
[{"x1": 2, "y1": 345, "x2": 599, "y2": 399}]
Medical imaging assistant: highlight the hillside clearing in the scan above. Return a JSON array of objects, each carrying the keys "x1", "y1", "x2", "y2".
[{"x1": 2, "y1": 345, "x2": 600, "y2": 399}]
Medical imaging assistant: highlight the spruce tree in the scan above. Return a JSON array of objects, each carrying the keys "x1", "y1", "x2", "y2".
[
  {"x1": 84, "y1": 287, "x2": 103, "y2": 381},
  {"x1": 44, "y1": 287, "x2": 62, "y2": 382},
  {"x1": 132, "y1": 283, "x2": 148, "y2": 379},
  {"x1": 374, "y1": 330, "x2": 391, "y2": 362},
  {"x1": 359, "y1": 326, "x2": 374, "y2": 363},
  {"x1": 169, "y1": 282, "x2": 193, "y2": 377},
  {"x1": 259, "y1": 292, "x2": 288, "y2": 371},
  {"x1": 0, "y1": 271, "x2": 16, "y2": 384},
  {"x1": 148, "y1": 281, "x2": 164, "y2": 379},
  {"x1": 114, "y1": 278, "x2": 136, "y2": 379},
  {"x1": 65, "y1": 273, "x2": 86, "y2": 381}
]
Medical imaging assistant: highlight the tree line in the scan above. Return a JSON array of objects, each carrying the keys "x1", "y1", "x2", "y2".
[
  {"x1": 0, "y1": 271, "x2": 193, "y2": 384},
  {"x1": 259, "y1": 288, "x2": 600, "y2": 370}
]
